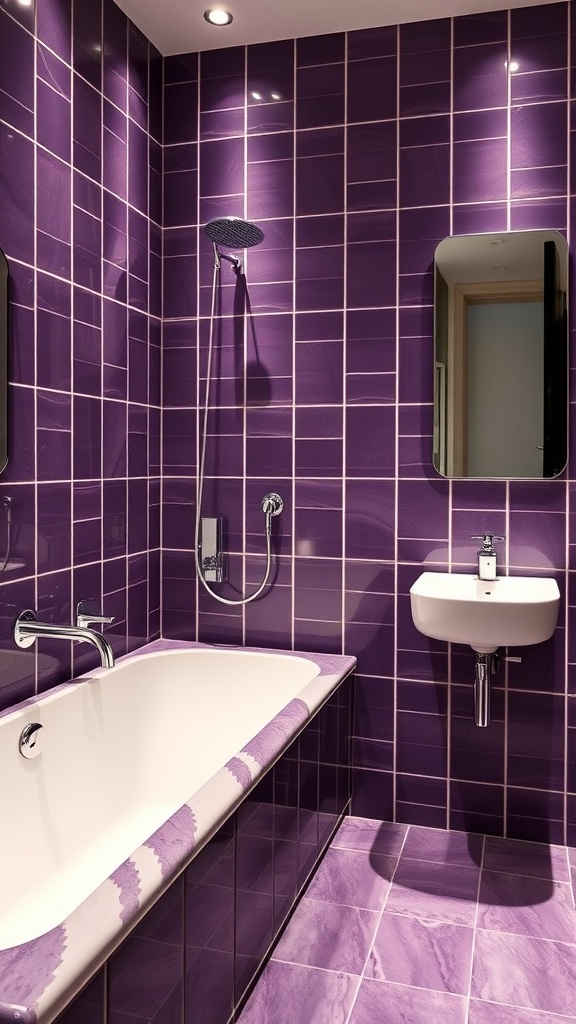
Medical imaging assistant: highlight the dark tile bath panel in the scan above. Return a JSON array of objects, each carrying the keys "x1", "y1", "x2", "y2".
[{"x1": 53, "y1": 676, "x2": 352, "y2": 1024}]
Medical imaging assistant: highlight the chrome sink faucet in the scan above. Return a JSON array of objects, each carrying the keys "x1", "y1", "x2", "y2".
[
  {"x1": 470, "y1": 533, "x2": 504, "y2": 582},
  {"x1": 13, "y1": 604, "x2": 115, "y2": 668}
]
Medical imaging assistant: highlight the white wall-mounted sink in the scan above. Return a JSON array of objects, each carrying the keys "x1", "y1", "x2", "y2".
[{"x1": 410, "y1": 572, "x2": 561, "y2": 654}]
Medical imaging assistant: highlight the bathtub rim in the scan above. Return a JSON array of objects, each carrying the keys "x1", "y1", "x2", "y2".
[{"x1": 0, "y1": 638, "x2": 356, "y2": 1024}]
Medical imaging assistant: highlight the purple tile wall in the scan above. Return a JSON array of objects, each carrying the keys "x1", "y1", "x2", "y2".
[
  {"x1": 162, "y1": 2, "x2": 576, "y2": 846},
  {"x1": 0, "y1": 0, "x2": 162, "y2": 706}
]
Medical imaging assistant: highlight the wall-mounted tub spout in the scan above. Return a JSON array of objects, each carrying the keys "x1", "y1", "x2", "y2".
[
  {"x1": 474, "y1": 651, "x2": 499, "y2": 727},
  {"x1": 13, "y1": 609, "x2": 115, "y2": 668}
]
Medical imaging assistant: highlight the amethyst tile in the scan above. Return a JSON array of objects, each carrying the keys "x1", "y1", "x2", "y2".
[
  {"x1": 345, "y1": 478, "x2": 395, "y2": 561},
  {"x1": 397, "y1": 774, "x2": 446, "y2": 815},
  {"x1": 512, "y1": 68, "x2": 568, "y2": 103},
  {"x1": 332, "y1": 818, "x2": 407, "y2": 858},
  {"x1": 453, "y1": 43, "x2": 508, "y2": 112},
  {"x1": 247, "y1": 157, "x2": 293, "y2": 219},
  {"x1": 199, "y1": 136, "x2": 244, "y2": 198},
  {"x1": 483, "y1": 836, "x2": 570, "y2": 882},
  {"x1": 296, "y1": 64, "x2": 345, "y2": 130},
  {"x1": 349, "y1": 978, "x2": 467, "y2": 1024},
  {"x1": 296, "y1": 152, "x2": 344, "y2": 216},
  {"x1": 272, "y1": 897, "x2": 378, "y2": 974},
  {"x1": 468, "y1": 1000, "x2": 576, "y2": 1024},
  {"x1": 239, "y1": 960, "x2": 358, "y2": 1024},
  {"x1": 387, "y1": 860, "x2": 479, "y2": 926},
  {"x1": 471, "y1": 930, "x2": 576, "y2": 1015},
  {"x1": 367, "y1": 911, "x2": 474, "y2": 994},
  {"x1": 453, "y1": 138, "x2": 508, "y2": 203},
  {"x1": 511, "y1": 102, "x2": 567, "y2": 170},
  {"x1": 297, "y1": 33, "x2": 345, "y2": 66},
  {"x1": 294, "y1": 340, "x2": 343, "y2": 404},
  {"x1": 0, "y1": 125, "x2": 34, "y2": 264},
  {"x1": 401, "y1": 825, "x2": 483, "y2": 868},
  {"x1": 0, "y1": 14, "x2": 34, "y2": 113},
  {"x1": 400, "y1": 145, "x2": 450, "y2": 208},
  {"x1": 305, "y1": 846, "x2": 394, "y2": 909},
  {"x1": 36, "y1": 78, "x2": 71, "y2": 161},
  {"x1": 348, "y1": 57, "x2": 397, "y2": 122},
  {"x1": 478, "y1": 871, "x2": 575, "y2": 943}
]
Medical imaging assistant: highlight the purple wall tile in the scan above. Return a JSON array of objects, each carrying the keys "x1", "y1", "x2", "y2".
[
  {"x1": 1, "y1": 0, "x2": 575, "y2": 854},
  {"x1": 166, "y1": 3, "x2": 575, "y2": 846}
]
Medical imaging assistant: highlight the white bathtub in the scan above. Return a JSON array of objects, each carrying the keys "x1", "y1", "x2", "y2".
[{"x1": 0, "y1": 639, "x2": 355, "y2": 1024}]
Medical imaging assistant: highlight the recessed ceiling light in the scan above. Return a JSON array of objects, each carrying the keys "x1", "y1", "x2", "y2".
[{"x1": 204, "y1": 9, "x2": 233, "y2": 26}]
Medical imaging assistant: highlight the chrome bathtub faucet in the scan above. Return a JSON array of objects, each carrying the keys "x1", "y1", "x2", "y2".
[{"x1": 13, "y1": 607, "x2": 115, "y2": 668}]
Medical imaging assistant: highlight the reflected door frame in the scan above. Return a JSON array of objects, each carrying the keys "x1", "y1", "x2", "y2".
[{"x1": 448, "y1": 279, "x2": 543, "y2": 476}]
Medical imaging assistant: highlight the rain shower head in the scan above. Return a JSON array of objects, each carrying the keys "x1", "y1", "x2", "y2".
[{"x1": 204, "y1": 217, "x2": 264, "y2": 250}]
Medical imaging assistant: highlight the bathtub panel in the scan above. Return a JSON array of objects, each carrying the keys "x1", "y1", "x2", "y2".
[
  {"x1": 108, "y1": 880, "x2": 184, "y2": 1023},
  {"x1": 273, "y1": 744, "x2": 300, "y2": 934},
  {"x1": 234, "y1": 778, "x2": 275, "y2": 1006},
  {"x1": 185, "y1": 823, "x2": 235, "y2": 1024},
  {"x1": 53, "y1": 970, "x2": 105, "y2": 1024}
]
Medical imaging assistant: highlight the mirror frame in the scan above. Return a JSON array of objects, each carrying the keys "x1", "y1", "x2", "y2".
[
  {"x1": 433, "y1": 229, "x2": 568, "y2": 480},
  {"x1": 0, "y1": 247, "x2": 7, "y2": 476}
]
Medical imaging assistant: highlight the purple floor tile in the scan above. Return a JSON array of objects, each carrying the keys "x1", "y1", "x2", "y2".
[
  {"x1": 349, "y1": 978, "x2": 468, "y2": 1024},
  {"x1": 483, "y1": 837, "x2": 571, "y2": 883},
  {"x1": 471, "y1": 930, "x2": 576, "y2": 1015},
  {"x1": 366, "y1": 911, "x2": 474, "y2": 995},
  {"x1": 304, "y1": 847, "x2": 394, "y2": 910},
  {"x1": 478, "y1": 872, "x2": 576, "y2": 943},
  {"x1": 386, "y1": 860, "x2": 479, "y2": 926},
  {"x1": 401, "y1": 825, "x2": 484, "y2": 868},
  {"x1": 468, "y1": 999, "x2": 576, "y2": 1024},
  {"x1": 331, "y1": 817, "x2": 408, "y2": 858},
  {"x1": 272, "y1": 897, "x2": 379, "y2": 974},
  {"x1": 238, "y1": 961, "x2": 359, "y2": 1024},
  {"x1": 239, "y1": 827, "x2": 576, "y2": 1024}
]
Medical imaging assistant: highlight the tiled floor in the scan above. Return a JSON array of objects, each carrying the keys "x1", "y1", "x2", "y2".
[{"x1": 237, "y1": 817, "x2": 576, "y2": 1024}]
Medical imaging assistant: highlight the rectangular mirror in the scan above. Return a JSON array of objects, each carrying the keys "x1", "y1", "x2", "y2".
[{"x1": 433, "y1": 229, "x2": 568, "y2": 479}]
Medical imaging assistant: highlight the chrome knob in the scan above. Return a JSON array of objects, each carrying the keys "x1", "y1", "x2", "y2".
[
  {"x1": 19, "y1": 722, "x2": 44, "y2": 759},
  {"x1": 262, "y1": 493, "x2": 283, "y2": 516}
]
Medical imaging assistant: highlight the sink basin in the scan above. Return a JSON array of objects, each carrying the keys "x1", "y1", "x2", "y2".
[{"x1": 410, "y1": 572, "x2": 561, "y2": 653}]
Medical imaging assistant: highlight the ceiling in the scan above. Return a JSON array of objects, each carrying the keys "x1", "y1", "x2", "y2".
[{"x1": 113, "y1": 0, "x2": 562, "y2": 57}]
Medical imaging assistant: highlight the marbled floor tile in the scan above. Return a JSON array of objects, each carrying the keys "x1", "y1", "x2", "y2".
[
  {"x1": 386, "y1": 861, "x2": 479, "y2": 926},
  {"x1": 238, "y1": 960, "x2": 360, "y2": 1024},
  {"x1": 348, "y1": 978, "x2": 468, "y2": 1024},
  {"x1": 478, "y1": 871, "x2": 576, "y2": 943},
  {"x1": 483, "y1": 837, "x2": 571, "y2": 883},
  {"x1": 304, "y1": 847, "x2": 394, "y2": 910},
  {"x1": 471, "y1": 929, "x2": 576, "y2": 1016},
  {"x1": 271, "y1": 897, "x2": 379, "y2": 974},
  {"x1": 365, "y1": 911, "x2": 474, "y2": 995},
  {"x1": 331, "y1": 816, "x2": 408, "y2": 858},
  {"x1": 468, "y1": 999, "x2": 576, "y2": 1024},
  {"x1": 400, "y1": 825, "x2": 483, "y2": 869}
]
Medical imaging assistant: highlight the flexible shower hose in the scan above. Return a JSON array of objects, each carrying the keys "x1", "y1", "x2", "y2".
[{"x1": 193, "y1": 256, "x2": 277, "y2": 606}]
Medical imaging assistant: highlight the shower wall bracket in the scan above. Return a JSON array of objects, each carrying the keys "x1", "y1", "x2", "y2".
[{"x1": 200, "y1": 517, "x2": 225, "y2": 583}]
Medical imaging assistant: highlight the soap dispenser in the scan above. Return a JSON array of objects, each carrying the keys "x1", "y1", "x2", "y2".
[{"x1": 470, "y1": 533, "x2": 504, "y2": 582}]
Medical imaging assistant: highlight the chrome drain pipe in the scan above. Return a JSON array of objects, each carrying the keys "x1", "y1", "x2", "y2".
[{"x1": 474, "y1": 652, "x2": 499, "y2": 727}]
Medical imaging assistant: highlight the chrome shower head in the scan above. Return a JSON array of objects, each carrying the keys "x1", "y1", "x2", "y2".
[{"x1": 204, "y1": 217, "x2": 264, "y2": 250}]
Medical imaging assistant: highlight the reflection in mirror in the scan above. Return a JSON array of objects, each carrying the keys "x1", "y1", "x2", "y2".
[
  {"x1": 434, "y1": 230, "x2": 568, "y2": 479},
  {"x1": 0, "y1": 247, "x2": 6, "y2": 475}
]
